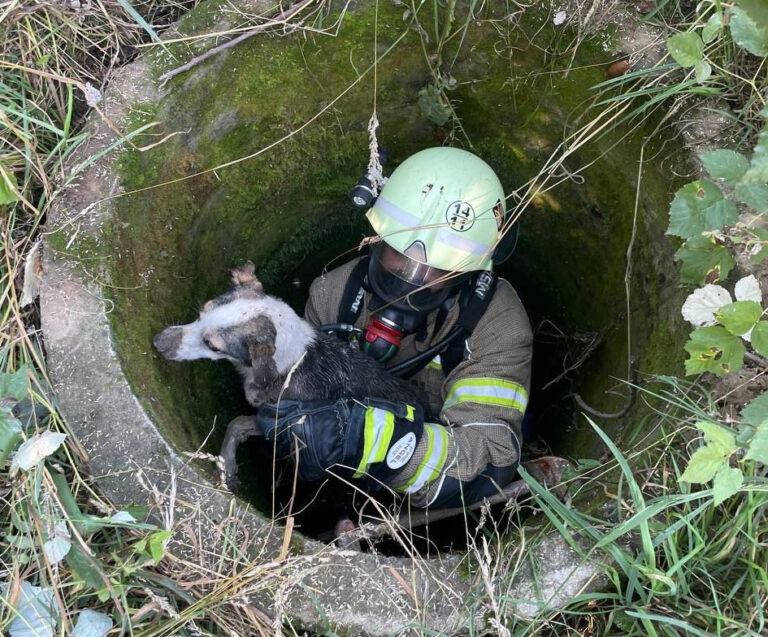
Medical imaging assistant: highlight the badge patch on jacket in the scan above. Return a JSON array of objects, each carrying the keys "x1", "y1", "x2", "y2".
[{"x1": 387, "y1": 432, "x2": 417, "y2": 469}]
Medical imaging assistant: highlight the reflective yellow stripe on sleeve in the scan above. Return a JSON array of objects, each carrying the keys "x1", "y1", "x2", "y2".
[
  {"x1": 427, "y1": 354, "x2": 442, "y2": 371},
  {"x1": 353, "y1": 407, "x2": 395, "y2": 478},
  {"x1": 442, "y1": 377, "x2": 528, "y2": 414},
  {"x1": 397, "y1": 423, "x2": 449, "y2": 494}
]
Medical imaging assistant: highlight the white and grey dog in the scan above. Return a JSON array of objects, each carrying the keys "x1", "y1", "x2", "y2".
[
  {"x1": 154, "y1": 263, "x2": 427, "y2": 493},
  {"x1": 153, "y1": 262, "x2": 425, "y2": 409}
]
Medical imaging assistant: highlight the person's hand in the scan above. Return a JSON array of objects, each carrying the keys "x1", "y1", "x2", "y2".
[{"x1": 256, "y1": 398, "x2": 424, "y2": 485}]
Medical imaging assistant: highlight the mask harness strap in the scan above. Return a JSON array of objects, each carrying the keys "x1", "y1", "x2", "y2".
[{"x1": 392, "y1": 270, "x2": 498, "y2": 379}]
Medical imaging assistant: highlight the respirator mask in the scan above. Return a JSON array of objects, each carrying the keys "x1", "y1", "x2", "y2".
[{"x1": 361, "y1": 242, "x2": 462, "y2": 363}]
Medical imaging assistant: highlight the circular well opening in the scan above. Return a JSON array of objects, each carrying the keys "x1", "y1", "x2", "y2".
[{"x1": 60, "y1": 1, "x2": 688, "y2": 551}]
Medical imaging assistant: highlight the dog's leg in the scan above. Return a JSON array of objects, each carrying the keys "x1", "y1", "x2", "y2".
[{"x1": 221, "y1": 415, "x2": 263, "y2": 492}]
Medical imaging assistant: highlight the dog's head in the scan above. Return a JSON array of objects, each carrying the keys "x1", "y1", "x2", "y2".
[{"x1": 153, "y1": 262, "x2": 314, "y2": 375}]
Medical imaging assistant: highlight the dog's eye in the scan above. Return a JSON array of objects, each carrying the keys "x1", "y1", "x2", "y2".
[{"x1": 203, "y1": 337, "x2": 221, "y2": 353}]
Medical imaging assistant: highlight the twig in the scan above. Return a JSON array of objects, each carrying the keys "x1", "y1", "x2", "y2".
[
  {"x1": 387, "y1": 478, "x2": 532, "y2": 530},
  {"x1": 158, "y1": 0, "x2": 315, "y2": 87},
  {"x1": 573, "y1": 388, "x2": 635, "y2": 420},
  {"x1": 746, "y1": 351, "x2": 768, "y2": 368}
]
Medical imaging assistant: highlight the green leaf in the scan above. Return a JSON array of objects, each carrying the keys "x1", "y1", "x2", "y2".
[
  {"x1": 745, "y1": 425, "x2": 768, "y2": 463},
  {"x1": 148, "y1": 529, "x2": 172, "y2": 564},
  {"x1": 0, "y1": 367, "x2": 29, "y2": 407},
  {"x1": 684, "y1": 326, "x2": 746, "y2": 376},
  {"x1": 715, "y1": 300, "x2": 763, "y2": 336},
  {"x1": 729, "y1": 5, "x2": 768, "y2": 57},
  {"x1": 712, "y1": 464, "x2": 743, "y2": 505},
  {"x1": 680, "y1": 444, "x2": 729, "y2": 483},
  {"x1": 746, "y1": 227, "x2": 768, "y2": 263},
  {"x1": 735, "y1": 182, "x2": 768, "y2": 212},
  {"x1": 0, "y1": 413, "x2": 23, "y2": 468},
  {"x1": 741, "y1": 390, "x2": 768, "y2": 425},
  {"x1": 65, "y1": 542, "x2": 106, "y2": 592},
  {"x1": 751, "y1": 321, "x2": 768, "y2": 357},
  {"x1": 694, "y1": 60, "x2": 712, "y2": 83},
  {"x1": 702, "y1": 11, "x2": 724, "y2": 43},
  {"x1": 114, "y1": 0, "x2": 167, "y2": 49},
  {"x1": 676, "y1": 235, "x2": 734, "y2": 284},
  {"x1": 743, "y1": 117, "x2": 768, "y2": 185},
  {"x1": 700, "y1": 149, "x2": 749, "y2": 185},
  {"x1": 696, "y1": 420, "x2": 737, "y2": 452},
  {"x1": 668, "y1": 32, "x2": 705, "y2": 67},
  {"x1": 736, "y1": 424, "x2": 756, "y2": 445},
  {"x1": 0, "y1": 163, "x2": 20, "y2": 205},
  {"x1": 752, "y1": 248, "x2": 768, "y2": 265},
  {"x1": 738, "y1": 0, "x2": 768, "y2": 24},
  {"x1": 667, "y1": 180, "x2": 738, "y2": 239},
  {"x1": 418, "y1": 85, "x2": 452, "y2": 126}
]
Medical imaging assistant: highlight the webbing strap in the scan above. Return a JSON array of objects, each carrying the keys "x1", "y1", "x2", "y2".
[
  {"x1": 440, "y1": 271, "x2": 498, "y2": 376},
  {"x1": 336, "y1": 256, "x2": 370, "y2": 328}
]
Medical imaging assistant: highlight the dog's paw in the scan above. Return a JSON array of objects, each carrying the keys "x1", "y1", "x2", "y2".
[
  {"x1": 225, "y1": 469, "x2": 242, "y2": 493},
  {"x1": 243, "y1": 381, "x2": 270, "y2": 408}
]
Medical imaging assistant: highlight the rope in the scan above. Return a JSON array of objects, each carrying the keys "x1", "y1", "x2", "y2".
[
  {"x1": 366, "y1": 1, "x2": 385, "y2": 195},
  {"x1": 366, "y1": 113, "x2": 384, "y2": 192}
]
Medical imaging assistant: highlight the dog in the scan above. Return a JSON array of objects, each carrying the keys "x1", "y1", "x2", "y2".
[
  {"x1": 153, "y1": 262, "x2": 425, "y2": 408},
  {"x1": 153, "y1": 262, "x2": 426, "y2": 492}
]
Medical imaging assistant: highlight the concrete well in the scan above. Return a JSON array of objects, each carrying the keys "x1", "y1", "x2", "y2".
[{"x1": 41, "y1": 1, "x2": 690, "y2": 633}]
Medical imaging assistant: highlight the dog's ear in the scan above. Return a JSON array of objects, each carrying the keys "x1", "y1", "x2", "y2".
[
  {"x1": 244, "y1": 316, "x2": 278, "y2": 388},
  {"x1": 248, "y1": 338, "x2": 279, "y2": 389},
  {"x1": 231, "y1": 262, "x2": 263, "y2": 293}
]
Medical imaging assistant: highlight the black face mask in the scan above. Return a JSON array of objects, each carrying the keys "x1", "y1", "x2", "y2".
[{"x1": 359, "y1": 294, "x2": 426, "y2": 364}]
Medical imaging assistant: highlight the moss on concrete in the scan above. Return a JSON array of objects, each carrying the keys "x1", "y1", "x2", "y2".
[{"x1": 62, "y1": 1, "x2": 688, "y2": 505}]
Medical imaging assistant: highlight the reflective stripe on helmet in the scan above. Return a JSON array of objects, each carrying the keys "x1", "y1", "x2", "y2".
[
  {"x1": 397, "y1": 423, "x2": 449, "y2": 494},
  {"x1": 370, "y1": 195, "x2": 421, "y2": 227},
  {"x1": 353, "y1": 406, "x2": 395, "y2": 478},
  {"x1": 368, "y1": 196, "x2": 494, "y2": 272},
  {"x1": 435, "y1": 226, "x2": 493, "y2": 258},
  {"x1": 442, "y1": 377, "x2": 529, "y2": 414}
]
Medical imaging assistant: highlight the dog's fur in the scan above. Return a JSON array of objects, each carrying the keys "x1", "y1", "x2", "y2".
[{"x1": 153, "y1": 262, "x2": 425, "y2": 410}]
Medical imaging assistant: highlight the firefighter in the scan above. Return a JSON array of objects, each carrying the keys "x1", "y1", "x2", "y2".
[{"x1": 256, "y1": 147, "x2": 532, "y2": 508}]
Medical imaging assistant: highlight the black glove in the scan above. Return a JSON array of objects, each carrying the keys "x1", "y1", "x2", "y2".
[{"x1": 256, "y1": 398, "x2": 424, "y2": 486}]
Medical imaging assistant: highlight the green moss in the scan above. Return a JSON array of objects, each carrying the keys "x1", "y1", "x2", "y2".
[{"x1": 64, "y1": 1, "x2": 691, "y2": 520}]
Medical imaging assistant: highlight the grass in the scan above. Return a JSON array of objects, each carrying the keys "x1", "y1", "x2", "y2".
[
  {"x1": 442, "y1": 378, "x2": 767, "y2": 636},
  {"x1": 1, "y1": 0, "x2": 767, "y2": 635}
]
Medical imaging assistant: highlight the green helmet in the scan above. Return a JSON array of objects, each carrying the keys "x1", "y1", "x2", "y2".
[{"x1": 366, "y1": 147, "x2": 506, "y2": 274}]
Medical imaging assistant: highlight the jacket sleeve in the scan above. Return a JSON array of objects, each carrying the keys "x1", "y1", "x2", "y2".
[
  {"x1": 303, "y1": 277, "x2": 324, "y2": 326},
  {"x1": 439, "y1": 278, "x2": 533, "y2": 476}
]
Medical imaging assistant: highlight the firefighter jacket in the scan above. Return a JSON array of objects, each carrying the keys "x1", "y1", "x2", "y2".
[{"x1": 304, "y1": 258, "x2": 533, "y2": 508}]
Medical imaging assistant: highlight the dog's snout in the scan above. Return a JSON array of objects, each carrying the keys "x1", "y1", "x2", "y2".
[{"x1": 153, "y1": 326, "x2": 184, "y2": 359}]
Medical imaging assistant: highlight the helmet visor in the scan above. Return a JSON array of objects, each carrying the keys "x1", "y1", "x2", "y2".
[{"x1": 368, "y1": 242, "x2": 456, "y2": 312}]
